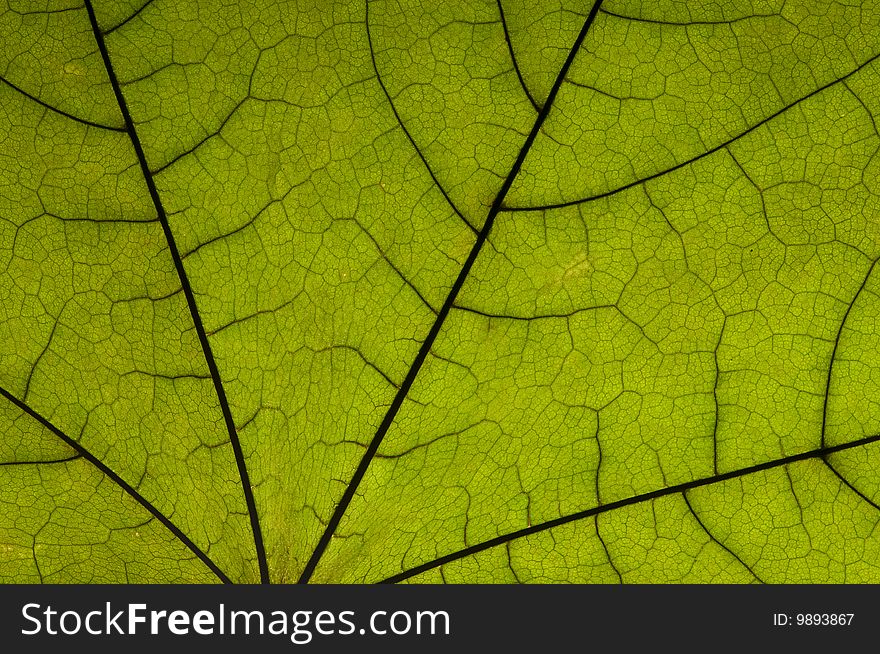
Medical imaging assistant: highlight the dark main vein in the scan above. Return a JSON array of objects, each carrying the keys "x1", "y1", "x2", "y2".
[
  {"x1": 0, "y1": 385, "x2": 232, "y2": 584},
  {"x1": 380, "y1": 431, "x2": 880, "y2": 583},
  {"x1": 82, "y1": 0, "x2": 269, "y2": 584},
  {"x1": 297, "y1": 0, "x2": 606, "y2": 584}
]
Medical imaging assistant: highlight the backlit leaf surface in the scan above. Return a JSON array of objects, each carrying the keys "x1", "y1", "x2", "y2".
[{"x1": 1, "y1": 0, "x2": 880, "y2": 584}]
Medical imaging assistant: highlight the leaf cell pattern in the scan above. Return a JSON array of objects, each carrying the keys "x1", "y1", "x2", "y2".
[{"x1": 1, "y1": 0, "x2": 880, "y2": 584}]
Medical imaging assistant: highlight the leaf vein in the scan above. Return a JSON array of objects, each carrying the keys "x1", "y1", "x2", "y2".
[
  {"x1": 381, "y1": 432, "x2": 880, "y2": 583},
  {"x1": 82, "y1": 0, "x2": 269, "y2": 583}
]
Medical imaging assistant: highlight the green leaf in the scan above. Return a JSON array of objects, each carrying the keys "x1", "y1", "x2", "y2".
[{"x1": 1, "y1": 0, "x2": 880, "y2": 584}]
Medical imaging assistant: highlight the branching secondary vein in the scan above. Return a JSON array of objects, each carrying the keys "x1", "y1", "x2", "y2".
[
  {"x1": 497, "y1": 0, "x2": 540, "y2": 113},
  {"x1": 0, "y1": 75, "x2": 126, "y2": 132},
  {"x1": 821, "y1": 256, "x2": 879, "y2": 448},
  {"x1": 364, "y1": 2, "x2": 478, "y2": 235},
  {"x1": 503, "y1": 50, "x2": 880, "y2": 212}
]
